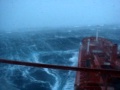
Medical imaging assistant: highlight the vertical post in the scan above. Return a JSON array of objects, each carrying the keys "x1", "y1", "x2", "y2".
[
  {"x1": 96, "y1": 30, "x2": 98, "y2": 42},
  {"x1": 111, "y1": 44, "x2": 118, "y2": 66},
  {"x1": 87, "y1": 39, "x2": 90, "y2": 54},
  {"x1": 104, "y1": 78, "x2": 108, "y2": 90},
  {"x1": 104, "y1": 74, "x2": 108, "y2": 90}
]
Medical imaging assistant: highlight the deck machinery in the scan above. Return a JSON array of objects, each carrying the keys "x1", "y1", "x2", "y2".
[{"x1": 0, "y1": 36, "x2": 120, "y2": 90}]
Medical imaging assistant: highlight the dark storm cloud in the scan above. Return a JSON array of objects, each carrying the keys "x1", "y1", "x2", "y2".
[{"x1": 0, "y1": 0, "x2": 120, "y2": 30}]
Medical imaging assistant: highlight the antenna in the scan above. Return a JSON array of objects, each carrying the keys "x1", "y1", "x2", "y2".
[{"x1": 96, "y1": 30, "x2": 98, "y2": 42}]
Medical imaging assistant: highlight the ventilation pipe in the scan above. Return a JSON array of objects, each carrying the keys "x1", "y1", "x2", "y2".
[{"x1": 87, "y1": 39, "x2": 90, "y2": 54}]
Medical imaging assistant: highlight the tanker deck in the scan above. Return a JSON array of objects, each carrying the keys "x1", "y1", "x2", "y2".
[{"x1": 75, "y1": 37, "x2": 120, "y2": 90}]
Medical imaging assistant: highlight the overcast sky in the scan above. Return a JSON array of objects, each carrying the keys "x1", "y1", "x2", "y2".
[{"x1": 0, "y1": 0, "x2": 120, "y2": 30}]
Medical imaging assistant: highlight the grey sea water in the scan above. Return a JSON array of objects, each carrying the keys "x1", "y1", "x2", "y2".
[{"x1": 0, "y1": 26, "x2": 120, "y2": 90}]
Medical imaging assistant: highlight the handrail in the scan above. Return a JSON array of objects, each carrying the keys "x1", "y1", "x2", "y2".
[{"x1": 0, "y1": 59, "x2": 120, "y2": 74}]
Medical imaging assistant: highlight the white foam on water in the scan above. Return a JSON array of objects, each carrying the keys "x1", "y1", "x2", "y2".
[
  {"x1": 63, "y1": 51, "x2": 78, "y2": 90},
  {"x1": 44, "y1": 68, "x2": 59, "y2": 90},
  {"x1": 30, "y1": 51, "x2": 60, "y2": 90},
  {"x1": 69, "y1": 52, "x2": 78, "y2": 66}
]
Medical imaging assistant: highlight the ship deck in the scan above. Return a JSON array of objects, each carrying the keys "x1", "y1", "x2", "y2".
[{"x1": 75, "y1": 37, "x2": 120, "y2": 90}]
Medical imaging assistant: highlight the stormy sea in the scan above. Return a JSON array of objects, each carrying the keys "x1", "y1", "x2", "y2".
[{"x1": 0, "y1": 25, "x2": 120, "y2": 90}]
